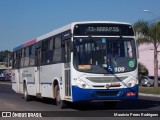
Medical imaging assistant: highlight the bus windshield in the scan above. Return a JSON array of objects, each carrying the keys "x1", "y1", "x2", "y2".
[{"x1": 73, "y1": 37, "x2": 137, "y2": 74}]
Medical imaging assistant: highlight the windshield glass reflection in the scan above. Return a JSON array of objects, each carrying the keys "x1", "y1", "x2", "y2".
[{"x1": 73, "y1": 37, "x2": 137, "y2": 74}]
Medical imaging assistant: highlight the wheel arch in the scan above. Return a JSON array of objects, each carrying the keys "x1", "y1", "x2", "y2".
[
  {"x1": 52, "y1": 79, "x2": 59, "y2": 98},
  {"x1": 23, "y1": 79, "x2": 27, "y2": 91}
]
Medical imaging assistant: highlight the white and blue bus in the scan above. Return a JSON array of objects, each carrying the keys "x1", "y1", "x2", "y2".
[{"x1": 12, "y1": 21, "x2": 138, "y2": 108}]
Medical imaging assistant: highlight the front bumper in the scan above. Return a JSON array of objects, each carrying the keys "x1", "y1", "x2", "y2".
[{"x1": 72, "y1": 85, "x2": 138, "y2": 102}]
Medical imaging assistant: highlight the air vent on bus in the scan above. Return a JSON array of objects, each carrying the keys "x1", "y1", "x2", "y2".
[
  {"x1": 96, "y1": 91, "x2": 119, "y2": 97},
  {"x1": 86, "y1": 76, "x2": 127, "y2": 83},
  {"x1": 92, "y1": 85, "x2": 105, "y2": 88}
]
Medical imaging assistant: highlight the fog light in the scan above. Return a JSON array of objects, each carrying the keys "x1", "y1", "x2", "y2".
[
  {"x1": 81, "y1": 84, "x2": 86, "y2": 88},
  {"x1": 127, "y1": 83, "x2": 132, "y2": 88},
  {"x1": 127, "y1": 79, "x2": 137, "y2": 88},
  {"x1": 75, "y1": 79, "x2": 90, "y2": 88}
]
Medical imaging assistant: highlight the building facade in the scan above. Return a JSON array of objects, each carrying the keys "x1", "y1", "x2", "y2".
[{"x1": 138, "y1": 44, "x2": 160, "y2": 76}]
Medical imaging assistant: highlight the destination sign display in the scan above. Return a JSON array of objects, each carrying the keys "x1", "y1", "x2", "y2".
[
  {"x1": 87, "y1": 26, "x2": 120, "y2": 32},
  {"x1": 74, "y1": 24, "x2": 134, "y2": 36}
]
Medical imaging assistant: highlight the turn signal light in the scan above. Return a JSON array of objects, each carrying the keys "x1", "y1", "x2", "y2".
[
  {"x1": 126, "y1": 92, "x2": 136, "y2": 96},
  {"x1": 110, "y1": 82, "x2": 121, "y2": 87}
]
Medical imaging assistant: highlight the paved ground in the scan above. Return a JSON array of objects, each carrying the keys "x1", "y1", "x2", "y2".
[{"x1": 0, "y1": 81, "x2": 160, "y2": 120}]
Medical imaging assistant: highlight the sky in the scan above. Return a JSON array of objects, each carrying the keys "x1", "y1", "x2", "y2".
[{"x1": 0, "y1": 0, "x2": 160, "y2": 51}]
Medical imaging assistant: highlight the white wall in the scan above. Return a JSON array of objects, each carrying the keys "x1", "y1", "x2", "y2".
[{"x1": 138, "y1": 44, "x2": 160, "y2": 76}]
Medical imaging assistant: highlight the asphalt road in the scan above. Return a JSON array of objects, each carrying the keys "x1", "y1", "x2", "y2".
[{"x1": 0, "y1": 81, "x2": 160, "y2": 120}]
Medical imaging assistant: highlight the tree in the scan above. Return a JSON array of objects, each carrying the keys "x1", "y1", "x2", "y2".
[
  {"x1": 138, "y1": 63, "x2": 148, "y2": 77},
  {"x1": 134, "y1": 20, "x2": 160, "y2": 87},
  {"x1": 0, "y1": 50, "x2": 12, "y2": 66}
]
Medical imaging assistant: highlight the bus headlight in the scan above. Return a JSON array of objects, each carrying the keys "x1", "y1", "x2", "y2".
[
  {"x1": 74, "y1": 78, "x2": 90, "y2": 89},
  {"x1": 126, "y1": 79, "x2": 137, "y2": 88}
]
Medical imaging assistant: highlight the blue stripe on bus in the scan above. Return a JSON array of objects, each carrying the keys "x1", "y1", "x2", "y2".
[
  {"x1": 13, "y1": 44, "x2": 23, "y2": 51},
  {"x1": 40, "y1": 82, "x2": 52, "y2": 85},
  {"x1": 14, "y1": 82, "x2": 35, "y2": 84},
  {"x1": 72, "y1": 84, "x2": 138, "y2": 102},
  {"x1": 12, "y1": 82, "x2": 17, "y2": 84},
  {"x1": 12, "y1": 82, "x2": 52, "y2": 85},
  {"x1": 27, "y1": 82, "x2": 35, "y2": 84}
]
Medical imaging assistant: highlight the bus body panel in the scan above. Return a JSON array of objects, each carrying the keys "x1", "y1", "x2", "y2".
[
  {"x1": 12, "y1": 69, "x2": 20, "y2": 93},
  {"x1": 71, "y1": 64, "x2": 138, "y2": 101},
  {"x1": 72, "y1": 85, "x2": 138, "y2": 102},
  {"x1": 12, "y1": 21, "x2": 138, "y2": 104},
  {"x1": 19, "y1": 67, "x2": 37, "y2": 96},
  {"x1": 39, "y1": 63, "x2": 65, "y2": 99}
]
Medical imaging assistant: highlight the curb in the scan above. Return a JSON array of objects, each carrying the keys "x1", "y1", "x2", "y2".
[
  {"x1": 139, "y1": 93, "x2": 160, "y2": 98},
  {"x1": 0, "y1": 81, "x2": 11, "y2": 85}
]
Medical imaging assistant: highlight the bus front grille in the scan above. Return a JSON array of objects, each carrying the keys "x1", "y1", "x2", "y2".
[
  {"x1": 96, "y1": 91, "x2": 119, "y2": 96},
  {"x1": 86, "y1": 77, "x2": 127, "y2": 83}
]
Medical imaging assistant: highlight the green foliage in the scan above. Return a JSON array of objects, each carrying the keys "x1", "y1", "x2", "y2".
[
  {"x1": 134, "y1": 20, "x2": 149, "y2": 36},
  {"x1": 139, "y1": 87, "x2": 160, "y2": 94},
  {"x1": 134, "y1": 19, "x2": 160, "y2": 87},
  {"x1": 138, "y1": 63, "x2": 148, "y2": 77},
  {"x1": 134, "y1": 20, "x2": 160, "y2": 46},
  {"x1": 0, "y1": 50, "x2": 12, "y2": 62}
]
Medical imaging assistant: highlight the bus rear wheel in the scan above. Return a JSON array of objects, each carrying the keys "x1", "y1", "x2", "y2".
[
  {"x1": 55, "y1": 85, "x2": 66, "y2": 109},
  {"x1": 23, "y1": 84, "x2": 31, "y2": 101}
]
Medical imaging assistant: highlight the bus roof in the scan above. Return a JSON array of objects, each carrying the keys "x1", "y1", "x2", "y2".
[
  {"x1": 13, "y1": 21, "x2": 132, "y2": 51},
  {"x1": 37, "y1": 21, "x2": 131, "y2": 41}
]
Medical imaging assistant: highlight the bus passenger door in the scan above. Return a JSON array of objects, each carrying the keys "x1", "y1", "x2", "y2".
[
  {"x1": 35, "y1": 48, "x2": 41, "y2": 97},
  {"x1": 64, "y1": 40, "x2": 71, "y2": 99}
]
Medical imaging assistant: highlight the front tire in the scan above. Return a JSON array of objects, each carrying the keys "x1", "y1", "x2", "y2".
[{"x1": 55, "y1": 85, "x2": 67, "y2": 109}]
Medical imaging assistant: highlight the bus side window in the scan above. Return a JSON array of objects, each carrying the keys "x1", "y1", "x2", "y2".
[
  {"x1": 13, "y1": 52, "x2": 17, "y2": 68},
  {"x1": 29, "y1": 45, "x2": 36, "y2": 66},
  {"x1": 46, "y1": 38, "x2": 54, "y2": 63},
  {"x1": 24, "y1": 47, "x2": 29, "y2": 67},
  {"x1": 54, "y1": 36, "x2": 61, "y2": 49},
  {"x1": 35, "y1": 42, "x2": 42, "y2": 65},
  {"x1": 20, "y1": 49, "x2": 25, "y2": 67},
  {"x1": 41, "y1": 41, "x2": 46, "y2": 64},
  {"x1": 53, "y1": 36, "x2": 62, "y2": 62}
]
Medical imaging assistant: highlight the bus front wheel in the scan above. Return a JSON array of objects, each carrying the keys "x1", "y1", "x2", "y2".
[{"x1": 55, "y1": 85, "x2": 66, "y2": 109}]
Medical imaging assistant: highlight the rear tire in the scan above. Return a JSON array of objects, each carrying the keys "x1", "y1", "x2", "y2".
[
  {"x1": 23, "y1": 84, "x2": 31, "y2": 101},
  {"x1": 55, "y1": 85, "x2": 67, "y2": 109}
]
